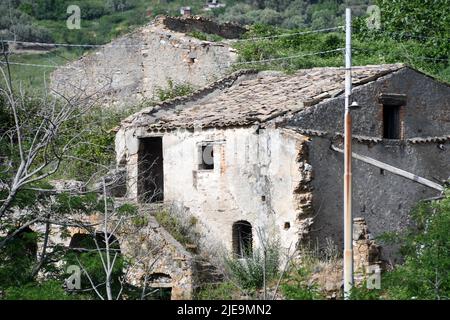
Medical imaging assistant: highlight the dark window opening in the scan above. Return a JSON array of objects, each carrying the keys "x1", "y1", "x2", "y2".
[
  {"x1": 199, "y1": 144, "x2": 214, "y2": 170},
  {"x1": 6, "y1": 227, "x2": 37, "y2": 260},
  {"x1": 3, "y1": 227, "x2": 37, "y2": 278},
  {"x1": 95, "y1": 232, "x2": 121, "y2": 253},
  {"x1": 232, "y1": 221, "x2": 252, "y2": 258},
  {"x1": 138, "y1": 137, "x2": 164, "y2": 203},
  {"x1": 69, "y1": 232, "x2": 121, "y2": 254},
  {"x1": 383, "y1": 105, "x2": 400, "y2": 139},
  {"x1": 69, "y1": 233, "x2": 95, "y2": 251}
]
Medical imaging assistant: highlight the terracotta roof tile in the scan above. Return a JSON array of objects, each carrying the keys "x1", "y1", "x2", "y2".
[{"x1": 122, "y1": 64, "x2": 405, "y2": 130}]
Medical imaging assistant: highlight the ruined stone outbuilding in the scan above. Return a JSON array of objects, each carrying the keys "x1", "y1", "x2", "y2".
[
  {"x1": 18, "y1": 203, "x2": 197, "y2": 300},
  {"x1": 115, "y1": 64, "x2": 449, "y2": 265},
  {"x1": 50, "y1": 16, "x2": 242, "y2": 108},
  {"x1": 6, "y1": 178, "x2": 197, "y2": 300}
]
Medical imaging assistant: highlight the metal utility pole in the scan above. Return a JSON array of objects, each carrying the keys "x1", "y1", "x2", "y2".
[{"x1": 343, "y1": 7, "x2": 354, "y2": 300}]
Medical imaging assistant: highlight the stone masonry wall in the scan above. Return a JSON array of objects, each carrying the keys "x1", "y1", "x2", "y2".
[
  {"x1": 160, "y1": 15, "x2": 247, "y2": 39},
  {"x1": 27, "y1": 202, "x2": 196, "y2": 300},
  {"x1": 287, "y1": 68, "x2": 450, "y2": 261},
  {"x1": 50, "y1": 17, "x2": 238, "y2": 108},
  {"x1": 115, "y1": 126, "x2": 314, "y2": 261}
]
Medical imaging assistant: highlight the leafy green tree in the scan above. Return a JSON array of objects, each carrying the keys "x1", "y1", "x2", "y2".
[
  {"x1": 0, "y1": 228, "x2": 38, "y2": 288},
  {"x1": 63, "y1": 232, "x2": 124, "y2": 300},
  {"x1": 353, "y1": 0, "x2": 450, "y2": 82},
  {"x1": 382, "y1": 191, "x2": 450, "y2": 299}
]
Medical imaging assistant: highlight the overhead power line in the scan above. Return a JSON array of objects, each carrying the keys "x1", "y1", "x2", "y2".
[
  {"x1": 230, "y1": 26, "x2": 344, "y2": 42},
  {"x1": 232, "y1": 48, "x2": 344, "y2": 65},
  {"x1": 1, "y1": 26, "x2": 345, "y2": 49},
  {"x1": 352, "y1": 47, "x2": 449, "y2": 63},
  {"x1": 0, "y1": 61, "x2": 77, "y2": 69},
  {"x1": 368, "y1": 29, "x2": 450, "y2": 42},
  {"x1": 0, "y1": 48, "x2": 345, "y2": 70},
  {"x1": 3, "y1": 40, "x2": 142, "y2": 49}
]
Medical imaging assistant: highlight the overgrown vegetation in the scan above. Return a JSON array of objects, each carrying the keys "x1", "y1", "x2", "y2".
[
  {"x1": 232, "y1": 0, "x2": 450, "y2": 83},
  {"x1": 154, "y1": 210, "x2": 198, "y2": 246},
  {"x1": 232, "y1": 24, "x2": 345, "y2": 72},
  {"x1": 280, "y1": 239, "x2": 339, "y2": 300},
  {"x1": 213, "y1": 0, "x2": 372, "y2": 29},
  {"x1": 196, "y1": 281, "x2": 238, "y2": 300},
  {"x1": 380, "y1": 191, "x2": 449, "y2": 299},
  {"x1": 351, "y1": 191, "x2": 450, "y2": 300},
  {"x1": 155, "y1": 79, "x2": 196, "y2": 102},
  {"x1": 187, "y1": 30, "x2": 224, "y2": 42},
  {"x1": 3, "y1": 280, "x2": 87, "y2": 300},
  {"x1": 62, "y1": 231, "x2": 125, "y2": 299},
  {"x1": 224, "y1": 237, "x2": 280, "y2": 291},
  {"x1": 54, "y1": 106, "x2": 134, "y2": 182},
  {"x1": 0, "y1": 188, "x2": 146, "y2": 300},
  {"x1": 281, "y1": 266, "x2": 323, "y2": 300},
  {"x1": 282, "y1": 192, "x2": 450, "y2": 300}
]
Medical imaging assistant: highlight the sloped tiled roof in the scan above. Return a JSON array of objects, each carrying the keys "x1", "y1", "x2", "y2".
[{"x1": 121, "y1": 64, "x2": 406, "y2": 131}]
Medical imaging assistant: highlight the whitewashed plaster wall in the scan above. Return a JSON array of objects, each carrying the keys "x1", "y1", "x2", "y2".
[{"x1": 116, "y1": 125, "x2": 312, "y2": 256}]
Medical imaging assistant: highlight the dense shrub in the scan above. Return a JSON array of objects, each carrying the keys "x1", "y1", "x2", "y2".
[
  {"x1": 381, "y1": 191, "x2": 450, "y2": 300},
  {"x1": 281, "y1": 266, "x2": 323, "y2": 300},
  {"x1": 225, "y1": 239, "x2": 280, "y2": 290},
  {"x1": 196, "y1": 282, "x2": 238, "y2": 300},
  {"x1": 154, "y1": 210, "x2": 198, "y2": 246},
  {"x1": 3, "y1": 280, "x2": 85, "y2": 300},
  {"x1": 217, "y1": 0, "x2": 372, "y2": 29},
  {"x1": 54, "y1": 106, "x2": 137, "y2": 182},
  {"x1": 0, "y1": 2, "x2": 53, "y2": 42},
  {"x1": 156, "y1": 79, "x2": 195, "y2": 102},
  {"x1": 350, "y1": 190, "x2": 450, "y2": 300}
]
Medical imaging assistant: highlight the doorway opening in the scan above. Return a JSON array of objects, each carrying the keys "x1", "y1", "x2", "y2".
[
  {"x1": 383, "y1": 105, "x2": 401, "y2": 139},
  {"x1": 232, "y1": 220, "x2": 253, "y2": 258},
  {"x1": 138, "y1": 137, "x2": 164, "y2": 203}
]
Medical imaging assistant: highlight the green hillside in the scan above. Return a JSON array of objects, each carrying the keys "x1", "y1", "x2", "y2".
[{"x1": 1, "y1": 0, "x2": 449, "y2": 91}]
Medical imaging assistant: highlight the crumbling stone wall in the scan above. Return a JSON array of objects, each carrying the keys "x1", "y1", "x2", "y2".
[
  {"x1": 116, "y1": 125, "x2": 314, "y2": 260},
  {"x1": 291, "y1": 133, "x2": 314, "y2": 243},
  {"x1": 353, "y1": 217, "x2": 382, "y2": 273},
  {"x1": 50, "y1": 17, "x2": 238, "y2": 108},
  {"x1": 18, "y1": 191, "x2": 196, "y2": 300},
  {"x1": 116, "y1": 211, "x2": 196, "y2": 299},
  {"x1": 159, "y1": 15, "x2": 248, "y2": 39}
]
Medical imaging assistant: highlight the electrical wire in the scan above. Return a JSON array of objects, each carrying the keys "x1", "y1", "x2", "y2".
[{"x1": 1, "y1": 26, "x2": 345, "y2": 48}]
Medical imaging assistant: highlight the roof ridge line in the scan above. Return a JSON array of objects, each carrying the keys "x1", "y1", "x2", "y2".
[{"x1": 121, "y1": 69, "x2": 259, "y2": 126}]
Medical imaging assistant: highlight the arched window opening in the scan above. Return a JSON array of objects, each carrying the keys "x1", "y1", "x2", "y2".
[
  {"x1": 145, "y1": 273, "x2": 172, "y2": 300},
  {"x1": 69, "y1": 233, "x2": 95, "y2": 252},
  {"x1": 232, "y1": 221, "x2": 252, "y2": 258}
]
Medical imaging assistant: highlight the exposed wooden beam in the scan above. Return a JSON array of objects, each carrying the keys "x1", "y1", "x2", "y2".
[
  {"x1": 331, "y1": 145, "x2": 444, "y2": 192},
  {"x1": 378, "y1": 93, "x2": 407, "y2": 106}
]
